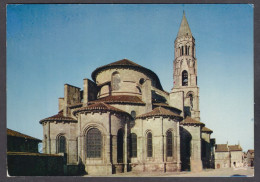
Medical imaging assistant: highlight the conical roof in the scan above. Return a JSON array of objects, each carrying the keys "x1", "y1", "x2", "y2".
[
  {"x1": 180, "y1": 116, "x2": 205, "y2": 126},
  {"x1": 39, "y1": 110, "x2": 77, "y2": 124},
  {"x1": 136, "y1": 107, "x2": 182, "y2": 119},
  {"x1": 201, "y1": 126, "x2": 213, "y2": 133},
  {"x1": 177, "y1": 11, "x2": 192, "y2": 37},
  {"x1": 73, "y1": 102, "x2": 131, "y2": 116}
]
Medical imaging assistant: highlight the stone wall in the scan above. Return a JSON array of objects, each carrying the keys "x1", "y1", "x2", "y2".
[
  {"x1": 130, "y1": 117, "x2": 181, "y2": 172},
  {"x1": 95, "y1": 68, "x2": 159, "y2": 98},
  {"x1": 7, "y1": 152, "x2": 65, "y2": 176},
  {"x1": 215, "y1": 152, "x2": 231, "y2": 168}
]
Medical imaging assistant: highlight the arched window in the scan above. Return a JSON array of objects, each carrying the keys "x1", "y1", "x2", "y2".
[
  {"x1": 147, "y1": 132, "x2": 153, "y2": 157},
  {"x1": 187, "y1": 93, "x2": 193, "y2": 109},
  {"x1": 130, "y1": 133, "x2": 137, "y2": 158},
  {"x1": 166, "y1": 131, "x2": 173, "y2": 157},
  {"x1": 182, "y1": 70, "x2": 188, "y2": 86},
  {"x1": 117, "y1": 129, "x2": 124, "y2": 163},
  {"x1": 185, "y1": 45, "x2": 188, "y2": 55},
  {"x1": 57, "y1": 135, "x2": 66, "y2": 153},
  {"x1": 112, "y1": 72, "x2": 121, "y2": 91},
  {"x1": 86, "y1": 128, "x2": 102, "y2": 158},
  {"x1": 131, "y1": 111, "x2": 136, "y2": 119},
  {"x1": 181, "y1": 46, "x2": 184, "y2": 56}
]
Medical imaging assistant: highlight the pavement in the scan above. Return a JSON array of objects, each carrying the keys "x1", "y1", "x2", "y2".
[{"x1": 84, "y1": 167, "x2": 254, "y2": 177}]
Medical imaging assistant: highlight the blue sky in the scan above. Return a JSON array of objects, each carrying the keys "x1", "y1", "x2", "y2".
[{"x1": 7, "y1": 4, "x2": 253, "y2": 151}]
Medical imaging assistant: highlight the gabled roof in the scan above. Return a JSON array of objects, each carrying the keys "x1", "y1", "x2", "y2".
[
  {"x1": 73, "y1": 102, "x2": 131, "y2": 117},
  {"x1": 136, "y1": 107, "x2": 182, "y2": 119},
  {"x1": 229, "y1": 145, "x2": 242, "y2": 151},
  {"x1": 215, "y1": 144, "x2": 229, "y2": 152},
  {"x1": 180, "y1": 116, "x2": 205, "y2": 126},
  {"x1": 177, "y1": 11, "x2": 192, "y2": 38},
  {"x1": 39, "y1": 111, "x2": 77, "y2": 124},
  {"x1": 201, "y1": 126, "x2": 213, "y2": 133},
  {"x1": 91, "y1": 59, "x2": 163, "y2": 90},
  {"x1": 89, "y1": 95, "x2": 145, "y2": 105},
  {"x1": 7, "y1": 128, "x2": 41, "y2": 142}
]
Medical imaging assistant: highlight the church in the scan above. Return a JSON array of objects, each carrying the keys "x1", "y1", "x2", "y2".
[{"x1": 39, "y1": 12, "x2": 215, "y2": 175}]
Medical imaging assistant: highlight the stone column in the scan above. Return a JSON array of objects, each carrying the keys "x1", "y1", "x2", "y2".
[
  {"x1": 124, "y1": 123, "x2": 128, "y2": 172},
  {"x1": 161, "y1": 118, "x2": 165, "y2": 163},
  {"x1": 112, "y1": 135, "x2": 117, "y2": 164},
  {"x1": 176, "y1": 122, "x2": 181, "y2": 170},
  {"x1": 47, "y1": 122, "x2": 51, "y2": 154},
  {"x1": 77, "y1": 114, "x2": 82, "y2": 164}
]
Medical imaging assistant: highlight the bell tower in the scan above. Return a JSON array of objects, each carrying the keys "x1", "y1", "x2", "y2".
[{"x1": 172, "y1": 12, "x2": 200, "y2": 121}]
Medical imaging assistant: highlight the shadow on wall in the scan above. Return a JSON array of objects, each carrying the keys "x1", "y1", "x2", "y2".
[
  {"x1": 7, "y1": 152, "x2": 86, "y2": 176},
  {"x1": 180, "y1": 127, "x2": 192, "y2": 171}
]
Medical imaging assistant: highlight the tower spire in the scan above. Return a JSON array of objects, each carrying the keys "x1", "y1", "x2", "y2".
[{"x1": 177, "y1": 11, "x2": 192, "y2": 37}]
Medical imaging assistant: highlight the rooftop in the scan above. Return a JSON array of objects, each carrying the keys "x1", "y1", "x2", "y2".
[
  {"x1": 89, "y1": 95, "x2": 145, "y2": 105},
  {"x1": 7, "y1": 128, "x2": 41, "y2": 142},
  {"x1": 229, "y1": 145, "x2": 242, "y2": 151},
  {"x1": 201, "y1": 126, "x2": 213, "y2": 133},
  {"x1": 136, "y1": 107, "x2": 182, "y2": 119},
  {"x1": 39, "y1": 111, "x2": 77, "y2": 124},
  {"x1": 73, "y1": 102, "x2": 131, "y2": 117},
  {"x1": 180, "y1": 116, "x2": 205, "y2": 126},
  {"x1": 215, "y1": 144, "x2": 229, "y2": 152}
]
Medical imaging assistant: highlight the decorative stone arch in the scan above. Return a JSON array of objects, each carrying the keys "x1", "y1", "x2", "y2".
[
  {"x1": 186, "y1": 91, "x2": 194, "y2": 110},
  {"x1": 136, "y1": 86, "x2": 142, "y2": 94},
  {"x1": 82, "y1": 122, "x2": 108, "y2": 137},
  {"x1": 111, "y1": 71, "x2": 121, "y2": 91},
  {"x1": 56, "y1": 133, "x2": 67, "y2": 153},
  {"x1": 185, "y1": 43, "x2": 191, "y2": 55},
  {"x1": 82, "y1": 123, "x2": 108, "y2": 160}
]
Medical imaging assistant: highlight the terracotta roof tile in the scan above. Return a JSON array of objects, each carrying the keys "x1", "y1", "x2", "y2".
[
  {"x1": 153, "y1": 103, "x2": 182, "y2": 112},
  {"x1": 7, "y1": 128, "x2": 41, "y2": 142},
  {"x1": 106, "y1": 59, "x2": 143, "y2": 67},
  {"x1": 229, "y1": 145, "x2": 242, "y2": 151},
  {"x1": 89, "y1": 95, "x2": 145, "y2": 105},
  {"x1": 201, "y1": 126, "x2": 213, "y2": 133},
  {"x1": 91, "y1": 59, "x2": 163, "y2": 90},
  {"x1": 215, "y1": 144, "x2": 229, "y2": 152},
  {"x1": 73, "y1": 102, "x2": 130, "y2": 116},
  {"x1": 180, "y1": 116, "x2": 205, "y2": 126},
  {"x1": 39, "y1": 111, "x2": 77, "y2": 124},
  {"x1": 136, "y1": 107, "x2": 182, "y2": 119}
]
